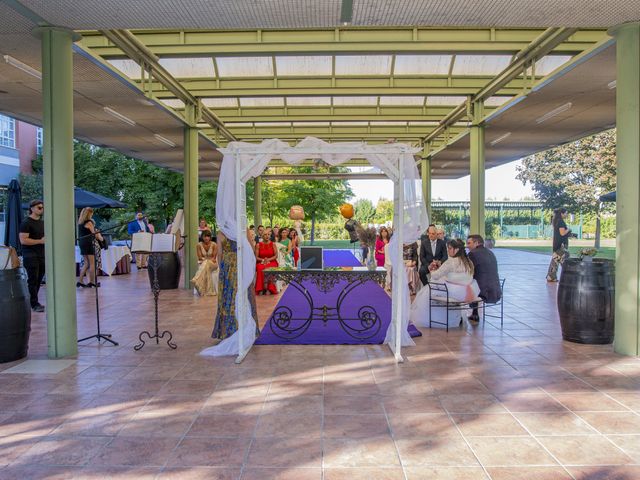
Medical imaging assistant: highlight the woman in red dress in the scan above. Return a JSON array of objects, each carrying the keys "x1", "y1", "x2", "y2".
[{"x1": 255, "y1": 228, "x2": 279, "y2": 294}]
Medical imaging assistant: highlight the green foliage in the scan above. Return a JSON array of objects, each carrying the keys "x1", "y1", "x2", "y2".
[
  {"x1": 374, "y1": 198, "x2": 394, "y2": 223},
  {"x1": 353, "y1": 198, "x2": 375, "y2": 224},
  {"x1": 516, "y1": 129, "x2": 616, "y2": 215},
  {"x1": 18, "y1": 173, "x2": 43, "y2": 203}
]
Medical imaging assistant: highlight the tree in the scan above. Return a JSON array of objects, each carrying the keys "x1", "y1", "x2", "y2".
[
  {"x1": 354, "y1": 198, "x2": 375, "y2": 224},
  {"x1": 276, "y1": 167, "x2": 353, "y2": 243},
  {"x1": 516, "y1": 129, "x2": 616, "y2": 246},
  {"x1": 374, "y1": 198, "x2": 394, "y2": 223}
]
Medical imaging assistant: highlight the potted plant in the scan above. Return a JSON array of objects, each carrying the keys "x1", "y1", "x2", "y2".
[{"x1": 579, "y1": 247, "x2": 598, "y2": 262}]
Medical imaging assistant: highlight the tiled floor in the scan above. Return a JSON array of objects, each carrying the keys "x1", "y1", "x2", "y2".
[{"x1": 1, "y1": 249, "x2": 639, "y2": 479}]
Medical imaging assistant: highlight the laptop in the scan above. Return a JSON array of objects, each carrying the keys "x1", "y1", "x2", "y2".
[{"x1": 300, "y1": 246, "x2": 324, "y2": 270}]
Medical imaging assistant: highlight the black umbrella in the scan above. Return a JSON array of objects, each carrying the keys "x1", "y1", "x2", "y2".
[
  {"x1": 22, "y1": 187, "x2": 126, "y2": 210},
  {"x1": 4, "y1": 179, "x2": 24, "y2": 255},
  {"x1": 72, "y1": 187, "x2": 126, "y2": 209},
  {"x1": 599, "y1": 191, "x2": 616, "y2": 202}
]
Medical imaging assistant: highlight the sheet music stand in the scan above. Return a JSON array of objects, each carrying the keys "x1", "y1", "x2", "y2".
[{"x1": 131, "y1": 234, "x2": 178, "y2": 351}]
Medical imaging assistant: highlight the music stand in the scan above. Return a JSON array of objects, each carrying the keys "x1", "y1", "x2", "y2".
[
  {"x1": 131, "y1": 234, "x2": 178, "y2": 351},
  {"x1": 77, "y1": 226, "x2": 121, "y2": 347}
]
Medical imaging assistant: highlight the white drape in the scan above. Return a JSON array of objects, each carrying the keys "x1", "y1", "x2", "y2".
[{"x1": 201, "y1": 137, "x2": 427, "y2": 358}]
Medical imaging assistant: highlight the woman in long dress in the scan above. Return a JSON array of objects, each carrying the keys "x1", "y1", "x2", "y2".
[
  {"x1": 255, "y1": 229, "x2": 279, "y2": 295},
  {"x1": 191, "y1": 230, "x2": 218, "y2": 296},
  {"x1": 410, "y1": 238, "x2": 480, "y2": 328},
  {"x1": 212, "y1": 231, "x2": 258, "y2": 341}
]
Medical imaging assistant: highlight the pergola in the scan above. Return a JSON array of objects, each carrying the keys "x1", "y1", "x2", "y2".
[{"x1": 0, "y1": 1, "x2": 638, "y2": 359}]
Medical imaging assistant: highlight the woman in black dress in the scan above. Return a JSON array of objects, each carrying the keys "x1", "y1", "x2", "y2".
[
  {"x1": 547, "y1": 207, "x2": 572, "y2": 282},
  {"x1": 77, "y1": 207, "x2": 103, "y2": 288}
]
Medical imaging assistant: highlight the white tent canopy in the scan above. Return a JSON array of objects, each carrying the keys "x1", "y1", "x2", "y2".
[{"x1": 201, "y1": 137, "x2": 428, "y2": 363}]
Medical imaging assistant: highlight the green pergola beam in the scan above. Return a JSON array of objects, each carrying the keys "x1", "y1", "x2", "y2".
[{"x1": 80, "y1": 28, "x2": 606, "y2": 57}]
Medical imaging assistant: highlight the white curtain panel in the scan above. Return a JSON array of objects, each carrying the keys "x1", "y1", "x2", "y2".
[{"x1": 201, "y1": 137, "x2": 428, "y2": 357}]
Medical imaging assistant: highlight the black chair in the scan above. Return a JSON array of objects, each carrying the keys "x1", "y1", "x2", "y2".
[{"x1": 482, "y1": 278, "x2": 506, "y2": 328}]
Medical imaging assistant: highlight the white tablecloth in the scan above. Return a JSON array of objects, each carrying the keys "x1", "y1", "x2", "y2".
[{"x1": 75, "y1": 245, "x2": 132, "y2": 276}]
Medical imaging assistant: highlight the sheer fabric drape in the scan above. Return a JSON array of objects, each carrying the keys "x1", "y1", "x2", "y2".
[{"x1": 202, "y1": 137, "x2": 427, "y2": 357}]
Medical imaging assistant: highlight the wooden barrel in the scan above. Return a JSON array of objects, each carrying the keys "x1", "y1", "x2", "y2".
[
  {"x1": 557, "y1": 258, "x2": 615, "y2": 344},
  {"x1": 0, "y1": 268, "x2": 32, "y2": 363},
  {"x1": 147, "y1": 252, "x2": 181, "y2": 290}
]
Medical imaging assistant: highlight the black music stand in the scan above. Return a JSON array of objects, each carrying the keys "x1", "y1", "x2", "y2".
[
  {"x1": 131, "y1": 243, "x2": 177, "y2": 351},
  {"x1": 77, "y1": 226, "x2": 120, "y2": 347}
]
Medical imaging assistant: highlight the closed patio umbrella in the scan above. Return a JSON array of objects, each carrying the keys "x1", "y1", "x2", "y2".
[
  {"x1": 599, "y1": 191, "x2": 616, "y2": 202},
  {"x1": 3, "y1": 179, "x2": 23, "y2": 255},
  {"x1": 72, "y1": 187, "x2": 126, "y2": 209}
]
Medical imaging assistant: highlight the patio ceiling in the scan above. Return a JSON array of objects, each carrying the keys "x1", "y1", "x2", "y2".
[{"x1": 0, "y1": 1, "x2": 635, "y2": 180}]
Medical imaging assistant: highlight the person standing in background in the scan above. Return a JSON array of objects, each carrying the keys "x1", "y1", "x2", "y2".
[
  {"x1": 547, "y1": 208, "x2": 572, "y2": 282},
  {"x1": 19, "y1": 200, "x2": 46, "y2": 312},
  {"x1": 128, "y1": 212, "x2": 150, "y2": 269}
]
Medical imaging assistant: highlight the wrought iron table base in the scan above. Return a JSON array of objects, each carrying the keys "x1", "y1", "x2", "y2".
[
  {"x1": 265, "y1": 269, "x2": 386, "y2": 341},
  {"x1": 134, "y1": 253, "x2": 177, "y2": 351}
]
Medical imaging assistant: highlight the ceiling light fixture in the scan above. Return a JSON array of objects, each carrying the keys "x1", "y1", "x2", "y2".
[
  {"x1": 461, "y1": 152, "x2": 470, "y2": 159},
  {"x1": 489, "y1": 132, "x2": 511, "y2": 146},
  {"x1": 535, "y1": 102, "x2": 572, "y2": 124},
  {"x1": 154, "y1": 134, "x2": 176, "y2": 147},
  {"x1": 3, "y1": 55, "x2": 41, "y2": 79},
  {"x1": 103, "y1": 107, "x2": 136, "y2": 126},
  {"x1": 340, "y1": 0, "x2": 353, "y2": 25},
  {"x1": 441, "y1": 161, "x2": 452, "y2": 168},
  {"x1": 607, "y1": 80, "x2": 617, "y2": 90}
]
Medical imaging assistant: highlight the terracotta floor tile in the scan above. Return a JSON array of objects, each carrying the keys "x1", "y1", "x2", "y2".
[
  {"x1": 323, "y1": 414, "x2": 390, "y2": 438},
  {"x1": 451, "y1": 413, "x2": 528, "y2": 437},
  {"x1": 394, "y1": 436, "x2": 479, "y2": 467},
  {"x1": 607, "y1": 435, "x2": 640, "y2": 462},
  {"x1": 0, "y1": 465, "x2": 83, "y2": 480},
  {"x1": 550, "y1": 392, "x2": 629, "y2": 412},
  {"x1": 512, "y1": 412, "x2": 597, "y2": 435},
  {"x1": 262, "y1": 395, "x2": 323, "y2": 415},
  {"x1": 0, "y1": 412, "x2": 67, "y2": 437},
  {"x1": 186, "y1": 413, "x2": 257, "y2": 438},
  {"x1": 485, "y1": 466, "x2": 573, "y2": 479},
  {"x1": 157, "y1": 467, "x2": 241, "y2": 480},
  {"x1": 578, "y1": 411, "x2": 640, "y2": 434},
  {"x1": 499, "y1": 393, "x2": 568, "y2": 413},
  {"x1": 240, "y1": 467, "x2": 321, "y2": 480},
  {"x1": 323, "y1": 435, "x2": 400, "y2": 467},
  {"x1": 324, "y1": 467, "x2": 404, "y2": 480},
  {"x1": 12, "y1": 435, "x2": 111, "y2": 466},
  {"x1": 324, "y1": 395, "x2": 384, "y2": 415},
  {"x1": 404, "y1": 466, "x2": 489, "y2": 479},
  {"x1": 537, "y1": 435, "x2": 633, "y2": 465},
  {"x1": 387, "y1": 413, "x2": 459, "y2": 437},
  {"x1": 438, "y1": 394, "x2": 506, "y2": 414},
  {"x1": 467, "y1": 437, "x2": 558, "y2": 466},
  {"x1": 167, "y1": 437, "x2": 250, "y2": 467},
  {"x1": 254, "y1": 413, "x2": 322, "y2": 438},
  {"x1": 202, "y1": 394, "x2": 266, "y2": 415},
  {"x1": 568, "y1": 466, "x2": 640, "y2": 479},
  {"x1": 381, "y1": 395, "x2": 445, "y2": 414},
  {"x1": 71, "y1": 466, "x2": 160, "y2": 479},
  {"x1": 91, "y1": 436, "x2": 179, "y2": 467},
  {"x1": 0, "y1": 435, "x2": 40, "y2": 466},
  {"x1": 247, "y1": 437, "x2": 322, "y2": 468},
  {"x1": 118, "y1": 411, "x2": 197, "y2": 437}
]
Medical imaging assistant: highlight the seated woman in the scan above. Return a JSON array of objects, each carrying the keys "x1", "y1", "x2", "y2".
[
  {"x1": 191, "y1": 230, "x2": 218, "y2": 296},
  {"x1": 403, "y1": 241, "x2": 420, "y2": 295},
  {"x1": 410, "y1": 238, "x2": 480, "y2": 328},
  {"x1": 255, "y1": 228, "x2": 279, "y2": 295}
]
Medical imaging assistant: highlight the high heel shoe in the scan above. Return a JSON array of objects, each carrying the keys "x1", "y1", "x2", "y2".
[
  {"x1": 87, "y1": 282, "x2": 101, "y2": 288},
  {"x1": 76, "y1": 281, "x2": 87, "y2": 288}
]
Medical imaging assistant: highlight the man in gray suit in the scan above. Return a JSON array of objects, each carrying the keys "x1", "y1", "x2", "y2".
[{"x1": 466, "y1": 234, "x2": 501, "y2": 323}]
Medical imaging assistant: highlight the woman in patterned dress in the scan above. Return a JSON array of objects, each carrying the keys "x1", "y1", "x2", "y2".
[{"x1": 211, "y1": 231, "x2": 258, "y2": 341}]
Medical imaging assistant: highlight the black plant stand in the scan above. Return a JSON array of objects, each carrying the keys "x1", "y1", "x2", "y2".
[{"x1": 134, "y1": 253, "x2": 177, "y2": 351}]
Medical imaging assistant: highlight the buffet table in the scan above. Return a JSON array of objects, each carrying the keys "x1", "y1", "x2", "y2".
[{"x1": 75, "y1": 245, "x2": 132, "y2": 276}]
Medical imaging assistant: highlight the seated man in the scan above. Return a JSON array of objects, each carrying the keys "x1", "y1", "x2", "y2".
[
  {"x1": 466, "y1": 234, "x2": 502, "y2": 323},
  {"x1": 419, "y1": 225, "x2": 447, "y2": 285}
]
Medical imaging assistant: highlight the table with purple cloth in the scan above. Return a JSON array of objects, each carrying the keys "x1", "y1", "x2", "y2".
[{"x1": 263, "y1": 266, "x2": 388, "y2": 341}]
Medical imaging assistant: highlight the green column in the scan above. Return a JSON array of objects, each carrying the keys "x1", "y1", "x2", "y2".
[
  {"x1": 37, "y1": 27, "x2": 79, "y2": 358},
  {"x1": 421, "y1": 157, "x2": 431, "y2": 220},
  {"x1": 183, "y1": 103, "x2": 199, "y2": 289},
  {"x1": 253, "y1": 176, "x2": 262, "y2": 226},
  {"x1": 610, "y1": 22, "x2": 640, "y2": 355},
  {"x1": 470, "y1": 100, "x2": 486, "y2": 236}
]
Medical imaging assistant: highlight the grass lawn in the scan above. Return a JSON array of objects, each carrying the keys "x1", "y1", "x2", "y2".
[{"x1": 499, "y1": 245, "x2": 616, "y2": 260}]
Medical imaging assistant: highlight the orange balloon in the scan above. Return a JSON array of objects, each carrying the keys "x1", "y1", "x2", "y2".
[{"x1": 340, "y1": 203, "x2": 354, "y2": 219}]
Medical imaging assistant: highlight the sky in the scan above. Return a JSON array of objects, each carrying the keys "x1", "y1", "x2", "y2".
[{"x1": 348, "y1": 159, "x2": 535, "y2": 203}]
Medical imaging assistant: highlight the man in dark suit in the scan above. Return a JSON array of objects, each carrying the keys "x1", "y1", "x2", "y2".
[
  {"x1": 467, "y1": 234, "x2": 502, "y2": 323},
  {"x1": 419, "y1": 225, "x2": 447, "y2": 285}
]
